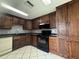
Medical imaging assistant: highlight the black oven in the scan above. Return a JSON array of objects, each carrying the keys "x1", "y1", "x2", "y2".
[{"x1": 37, "y1": 30, "x2": 51, "y2": 52}]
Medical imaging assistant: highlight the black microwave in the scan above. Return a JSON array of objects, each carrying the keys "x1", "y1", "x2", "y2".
[{"x1": 39, "y1": 24, "x2": 50, "y2": 29}]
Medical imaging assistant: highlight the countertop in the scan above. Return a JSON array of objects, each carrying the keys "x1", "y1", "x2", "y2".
[{"x1": 0, "y1": 33, "x2": 57, "y2": 38}]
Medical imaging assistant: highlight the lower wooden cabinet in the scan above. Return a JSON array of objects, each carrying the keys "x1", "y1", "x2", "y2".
[
  {"x1": 67, "y1": 38, "x2": 79, "y2": 59},
  {"x1": 49, "y1": 37, "x2": 59, "y2": 54},
  {"x1": 31, "y1": 35, "x2": 37, "y2": 47},
  {"x1": 13, "y1": 35, "x2": 31, "y2": 50},
  {"x1": 25, "y1": 35, "x2": 31, "y2": 45},
  {"x1": 58, "y1": 37, "x2": 68, "y2": 58}
]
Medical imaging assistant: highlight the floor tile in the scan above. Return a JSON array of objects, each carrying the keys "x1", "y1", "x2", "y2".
[
  {"x1": 30, "y1": 56, "x2": 37, "y2": 59},
  {"x1": 30, "y1": 52, "x2": 37, "y2": 57},
  {"x1": 21, "y1": 55, "x2": 30, "y2": 59},
  {"x1": 54, "y1": 54, "x2": 65, "y2": 59},
  {"x1": 0, "y1": 46, "x2": 66, "y2": 59},
  {"x1": 38, "y1": 55, "x2": 46, "y2": 59},
  {"x1": 46, "y1": 54, "x2": 55, "y2": 59},
  {"x1": 37, "y1": 49, "x2": 45, "y2": 56}
]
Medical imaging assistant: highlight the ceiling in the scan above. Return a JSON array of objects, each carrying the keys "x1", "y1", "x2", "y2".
[{"x1": 0, "y1": 0, "x2": 72, "y2": 19}]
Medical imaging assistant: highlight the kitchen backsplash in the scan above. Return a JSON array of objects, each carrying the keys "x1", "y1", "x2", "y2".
[
  {"x1": 0, "y1": 25, "x2": 31, "y2": 35},
  {"x1": 0, "y1": 25, "x2": 57, "y2": 35}
]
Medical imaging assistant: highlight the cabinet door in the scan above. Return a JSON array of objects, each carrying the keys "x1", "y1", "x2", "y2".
[
  {"x1": 68, "y1": 38, "x2": 79, "y2": 59},
  {"x1": 68, "y1": 1, "x2": 79, "y2": 37},
  {"x1": 32, "y1": 35, "x2": 37, "y2": 46},
  {"x1": 13, "y1": 36, "x2": 21, "y2": 50},
  {"x1": 56, "y1": 4, "x2": 68, "y2": 58},
  {"x1": 19, "y1": 19, "x2": 25, "y2": 25},
  {"x1": 58, "y1": 37, "x2": 68, "y2": 58},
  {"x1": 40, "y1": 14, "x2": 50, "y2": 24},
  {"x1": 13, "y1": 35, "x2": 26, "y2": 50},
  {"x1": 24, "y1": 20, "x2": 32, "y2": 30},
  {"x1": 0, "y1": 16, "x2": 12, "y2": 29},
  {"x1": 32, "y1": 18, "x2": 40, "y2": 29},
  {"x1": 12, "y1": 17, "x2": 19, "y2": 25},
  {"x1": 49, "y1": 12, "x2": 56, "y2": 28},
  {"x1": 20, "y1": 35, "x2": 26, "y2": 47},
  {"x1": 49, "y1": 37, "x2": 59, "y2": 54},
  {"x1": 56, "y1": 4, "x2": 68, "y2": 36},
  {"x1": 25, "y1": 35, "x2": 31, "y2": 45}
]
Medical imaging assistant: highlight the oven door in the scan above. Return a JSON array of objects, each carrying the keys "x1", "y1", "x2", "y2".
[{"x1": 37, "y1": 35, "x2": 49, "y2": 52}]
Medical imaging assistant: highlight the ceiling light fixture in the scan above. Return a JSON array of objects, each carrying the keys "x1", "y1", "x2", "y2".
[
  {"x1": 1, "y1": 3, "x2": 28, "y2": 16},
  {"x1": 42, "y1": 0, "x2": 51, "y2": 5}
]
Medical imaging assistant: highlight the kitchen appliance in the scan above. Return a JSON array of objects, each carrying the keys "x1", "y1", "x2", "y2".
[
  {"x1": 0, "y1": 37, "x2": 12, "y2": 56},
  {"x1": 39, "y1": 24, "x2": 50, "y2": 29},
  {"x1": 42, "y1": 30, "x2": 51, "y2": 36},
  {"x1": 37, "y1": 30, "x2": 51, "y2": 52}
]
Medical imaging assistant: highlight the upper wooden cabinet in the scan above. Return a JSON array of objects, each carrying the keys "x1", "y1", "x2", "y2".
[
  {"x1": 32, "y1": 14, "x2": 50, "y2": 29},
  {"x1": 32, "y1": 13, "x2": 57, "y2": 29},
  {"x1": 56, "y1": 4, "x2": 68, "y2": 36},
  {"x1": 18, "y1": 19, "x2": 25, "y2": 25},
  {"x1": 12, "y1": 16, "x2": 25, "y2": 26},
  {"x1": 67, "y1": 1, "x2": 79, "y2": 37},
  {"x1": 0, "y1": 15, "x2": 26, "y2": 29},
  {"x1": 40, "y1": 14, "x2": 50, "y2": 24},
  {"x1": 0, "y1": 16, "x2": 12, "y2": 29},
  {"x1": 32, "y1": 18, "x2": 40, "y2": 29},
  {"x1": 23, "y1": 20, "x2": 32, "y2": 30},
  {"x1": 49, "y1": 12, "x2": 56, "y2": 28},
  {"x1": 12, "y1": 17, "x2": 19, "y2": 25}
]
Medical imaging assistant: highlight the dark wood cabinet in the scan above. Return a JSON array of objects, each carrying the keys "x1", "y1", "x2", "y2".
[
  {"x1": 19, "y1": 19, "x2": 25, "y2": 25},
  {"x1": 58, "y1": 37, "x2": 68, "y2": 58},
  {"x1": 32, "y1": 13, "x2": 57, "y2": 29},
  {"x1": 32, "y1": 14, "x2": 50, "y2": 29},
  {"x1": 32, "y1": 18, "x2": 40, "y2": 29},
  {"x1": 68, "y1": 1, "x2": 79, "y2": 37},
  {"x1": 12, "y1": 17, "x2": 19, "y2": 25},
  {"x1": 49, "y1": 12, "x2": 56, "y2": 28},
  {"x1": 49, "y1": 37, "x2": 59, "y2": 54},
  {"x1": 25, "y1": 35, "x2": 31, "y2": 45},
  {"x1": 40, "y1": 14, "x2": 50, "y2": 24},
  {"x1": 13, "y1": 35, "x2": 26, "y2": 50},
  {"x1": 0, "y1": 16, "x2": 12, "y2": 29},
  {"x1": 67, "y1": 38, "x2": 79, "y2": 59},
  {"x1": 24, "y1": 20, "x2": 32, "y2": 30},
  {"x1": 56, "y1": 4, "x2": 68, "y2": 36},
  {"x1": 31, "y1": 35, "x2": 37, "y2": 46},
  {"x1": 0, "y1": 15, "x2": 26, "y2": 29},
  {"x1": 13, "y1": 35, "x2": 31, "y2": 50},
  {"x1": 56, "y1": 1, "x2": 79, "y2": 59},
  {"x1": 12, "y1": 16, "x2": 25, "y2": 26},
  {"x1": 67, "y1": 1, "x2": 79, "y2": 59},
  {"x1": 56, "y1": 3, "x2": 69, "y2": 58}
]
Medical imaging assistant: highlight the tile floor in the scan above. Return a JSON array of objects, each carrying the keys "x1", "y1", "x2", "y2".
[{"x1": 0, "y1": 46, "x2": 65, "y2": 59}]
